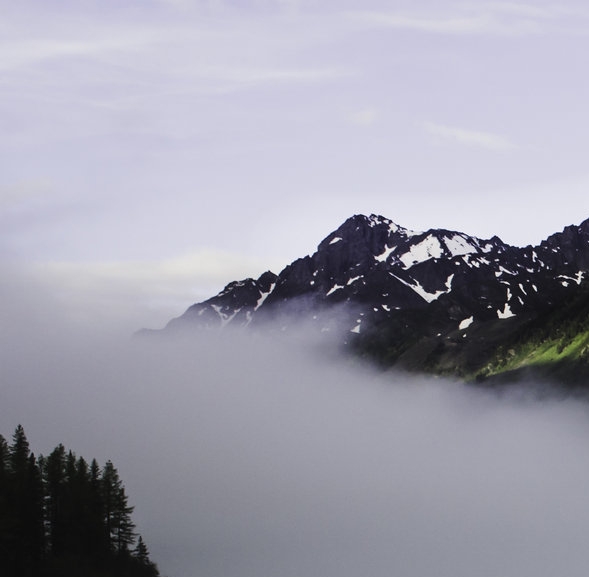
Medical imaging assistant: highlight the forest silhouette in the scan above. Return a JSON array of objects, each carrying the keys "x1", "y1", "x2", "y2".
[{"x1": 0, "y1": 425, "x2": 160, "y2": 577}]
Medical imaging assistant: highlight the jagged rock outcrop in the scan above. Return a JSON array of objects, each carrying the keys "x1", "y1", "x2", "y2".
[{"x1": 165, "y1": 270, "x2": 278, "y2": 330}]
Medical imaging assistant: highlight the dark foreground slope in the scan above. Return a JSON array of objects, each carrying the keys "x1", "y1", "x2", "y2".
[{"x1": 144, "y1": 214, "x2": 589, "y2": 386}]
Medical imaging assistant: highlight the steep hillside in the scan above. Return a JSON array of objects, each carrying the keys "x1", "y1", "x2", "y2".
[{"x1": 473, "y1": 282, "x2": 589, "y2": 387}]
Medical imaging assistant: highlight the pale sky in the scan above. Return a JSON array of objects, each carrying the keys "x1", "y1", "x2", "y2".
[
  {"x1": 3, "y1": 0, "x2": 589, "y2": 329},
  {"x1": 6, "y1": 5, "x2": 589, "y2": 576}
]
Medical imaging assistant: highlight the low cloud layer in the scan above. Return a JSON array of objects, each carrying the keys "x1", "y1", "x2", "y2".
[{"x1": 3, "y1": 266, "x2": 589, "y2": 577}]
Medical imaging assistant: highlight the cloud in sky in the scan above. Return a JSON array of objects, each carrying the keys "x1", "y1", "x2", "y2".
[
  {"x1": 422, "y1": 121, "x2": 517, "y2": 152},
  {"x1": 4, "y1": 266, "x2": 589, "y2": 577},
  {"x1": 0, "y1": 23, "x2": 345, "y2": 94},
  {"x1": 0, "y1": 33, "x2": 157, "y2": 73},
  {"x1": 197, "y1": 65, "x2": 349, "y2": 93},
  {"x1": 347, "y1": 2, "x2": 589, "y2": 36},
  {"x1": 351, "y1": 12, "x2": 510, "y2": 35}
]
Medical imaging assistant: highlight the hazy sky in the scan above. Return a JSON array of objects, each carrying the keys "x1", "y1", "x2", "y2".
[
  {"x1": 3, "y1": 0, "x2": 589, "y2": 328},
  {"x1": 5, "y1": 5, "x2": 589, "y2": 576}
]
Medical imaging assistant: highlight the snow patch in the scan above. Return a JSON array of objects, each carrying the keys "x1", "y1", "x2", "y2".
[
  {"x1": 399, "y1": 235, "x2": 443, "y2": 267},
  {"x1": 254, "y1": 283, "x2": 275, "y2": 310},
  {"x1": 329, "y1": 236, "x2": 342, "y2": 245},
  {"x1": 326, "y1": 284, "x2": 344, "y2": 296},
  {"x1": 466, "y1": 256, "x2": 479, "y2": 268},
  {"x1": 375, "y1": 245, "x2": 395, "y2": 263},
  {"x1": 459, "y1": 316, "x2": 474, "y2": 330},
  {"x1": 390, "y1": 273, "x2": 453, "y2": 303},
  {"x1": 497, "y1": 303, "x2": 515, "y2": 319},
  {"x1": 211, "y1": 304, "x2": 241, "y2": 327},
  {"x1": 558, "y1": 273, "x2": 584, "y2": 286},
  {"x1": 443, "y1": 234, "x2": 479, "y2": 257}
]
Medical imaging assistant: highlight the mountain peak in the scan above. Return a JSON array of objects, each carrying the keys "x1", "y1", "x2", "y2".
[{"x1": 147, "y1": 213, "x2": 589, "y2": 384}]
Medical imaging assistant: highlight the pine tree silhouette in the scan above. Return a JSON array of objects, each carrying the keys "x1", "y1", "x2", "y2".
[{"x1": 0, "y1": 426, "x2": 161, "y2": 577}]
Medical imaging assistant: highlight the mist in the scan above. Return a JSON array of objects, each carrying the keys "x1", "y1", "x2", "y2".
[{"x1": 3, "y1": 265, "x2": 589, "y2": 577}]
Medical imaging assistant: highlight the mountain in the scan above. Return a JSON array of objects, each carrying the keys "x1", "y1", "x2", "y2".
[{"x1": 145, "y1": 214, "x2": 589, "y2": 386}]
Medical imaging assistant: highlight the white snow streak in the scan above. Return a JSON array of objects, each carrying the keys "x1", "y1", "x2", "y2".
[
  {"x1": 389, "y1": 273, "x2": 454, "y2": 303},
  {"x1": 255, "y1": 283, "x2": 275, "y2": 310},
  {"x1": 326, "y1": 284, "x2": 344, "y2": 296},
  {"x1": 497, "y1": 303, "x2": 515, "y2": 319}
]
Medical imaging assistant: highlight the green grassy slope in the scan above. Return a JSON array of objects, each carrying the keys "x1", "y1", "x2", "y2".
[
  {"x1": 474, "y1": 290, "x2": 589, "y2": 387},
  {"x1": 355, "y1": 281, "x2": 589, "y2": 388}
]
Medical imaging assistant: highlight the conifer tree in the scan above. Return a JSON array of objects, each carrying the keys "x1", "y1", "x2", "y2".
[
  {"x1": 0, "y1": 434, "x2": 8, "y2": 481},
  {"x1": 7, "y1": 426, "x2": 45, "y2": 576},
  {"x1": 25, "y1": 453, "x2": 45, "y2": 575},
  {"x1": 134, "y1": 535, "x2": 150, "y2": 564},
  {"x1": 9, "y1": 425, "x2": 30, "y2": 478},
  {"x1": 88, "y1": 458, "x2": 109, "y2": 559},
  {"x1": 0, "y1": 434, "x2": 11, "y2": 576},
  {"x1": 132, "y1": 534, "x2": 161, "y2": 577},
  {"x1": 113, "y1": 484, "x2": 136, "y2": 553},
  {"x1": 43, "y1": 444, "x2": 67, "y2": 557},
  {"x1": 62, "y1": 450, "x2": 80, "y2": 556},
  {"x1": 102, "y1": 460, "x2": 136, "y2": 553}
]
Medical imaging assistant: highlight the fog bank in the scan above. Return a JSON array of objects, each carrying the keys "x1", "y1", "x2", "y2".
[{"x1": 3, "y1": 266, "x2": 589, "y2": 577}]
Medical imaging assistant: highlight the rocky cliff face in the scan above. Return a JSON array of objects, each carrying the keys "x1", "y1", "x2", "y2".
[
  {"x1": 165, "y1": 270, "x2": 278, "y2": 330},
  {"x1": 146, "y1": 214, "x2": 589, "y2": 381}
]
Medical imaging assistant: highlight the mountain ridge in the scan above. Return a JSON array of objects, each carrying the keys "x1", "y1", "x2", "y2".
[{"x1": 143, "y1": 214, "x2": 589, "y2": 386}]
